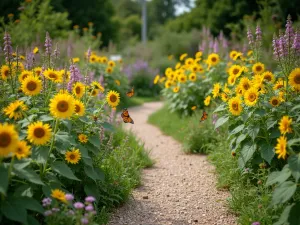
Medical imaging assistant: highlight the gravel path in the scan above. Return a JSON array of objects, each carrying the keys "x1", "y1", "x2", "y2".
[{"x1": 109, "y1": 102, "x2": 236, "y2": 225}]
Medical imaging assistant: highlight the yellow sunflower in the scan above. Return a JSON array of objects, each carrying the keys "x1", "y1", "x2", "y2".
[
  {"x1": 191, "y1": 106, "x2": 197, "y2": 110},
  {"x1": 106, "y1": 90, "x2": 120, "y2": 107},
  {"x1": 15, "y1": 140, "x2": 31, "y2": 160},
  {"x1": 269, "y1": 96, "x2": 281, "y2": 107},
  {"x1": 178, "y1": 74, "x2": 187, "y2": 83},
  {"x1": 44, "y1": 69, "x2": 62, "y2": 83},
  {"x1": 189, "y1": 73, "x2": 197, "y2": 82},
  {"x1": 108, "y1": 60, "x2": 116, "y2": 67},
  {"x1": 21, "y1": 75, "x2": 42, "y2": 96},
  {"x1": 51, "y1": 189, "x2": 67, "y2": 203},
  {"x1": 115, "y1": 80, "x2": 121, "y2": 86},
  {"x1": 3, "y1": 100, "x2": 28, "y2": 120},
  {"x1": 247, "y1": 50, "x2": 253, "y2": 56},
  {"x1": 195, "y1": 51, "x2": 202, "y2": 58},
  {"x1": 273, "y1": 79, "x2": 286, "y2": 90},
  {"x1": 78, "y1": 134, "x2": 88, "y2": 143},
  {"x1": 34, "y1": 67, "x2": 42, "y2": 76},
  {"x1": 90, "y1": 89, "x2": 99, "y2": 97},
  {"x1": 190, "y1": 65, "x2": 199, "y2": 73},
  {"x1": 106, "y1": 67, "x2": 113, "y2": 74},
  {"x1": 221, "y1": 93, "x2": 229, "y2": 102},
  {"x1": 212, "y1": 83, "x2": 221, "y2": 98},
  {"x1": 288, "y1": 68, "x2": 300, "y2": 90},
  {"x1": 91, "y1": 81, "x2": 104, "y2": 93},
  {"x1": 228, "y1": 96, "x2": 243, "y2": 116},
  {"x1": 33, "y1": 47, "x2": 39, "y2": 54},
  {"x1": 233, "y1": 52, "x2": 243, "y2": 61},
  {"x1": 12, "y1": 62, "x2": 24, "y2": 73},
  {"x1": 18, "y1": 70, "x2": 33, "y2": 83},
  {"x1": 185, "y1": 58, "x2": 194, "y2": 66},
  {"x1": 173, "y1": 86, "x2": 180, "y2": 93},
  {"x1": 252, "y1": 62, "x2": 265, "y2": 74},
  {"x1": 228, "y1": 75, "x2": 236, "y2": 86},
  {"x1": 101, "y1": 56, "x2": 108, "y2": 64},
  {"x1": 89, "y1": 55, "x2": 97, "y2": 63},
  {"x1": 229, "y1": 50, "x2": 238, "y2": 60},
  {"x1": 229, "y1": 65, "x2": 243, "y2": 77},
  {"x1": 239, "y1": 77, "x2": 251, "y2": 92},
  {"x1": 72, "y1": 57, "x2": 80, "y2": 63},
  {"x1": 72, "y1": 82, "x2": 85, "y2": 98},
  {"x1": 244, "y1": 87, "x2": 259, "y2": 106},
  {"x1": 65, "y1": 148, "x2": 81, "y2": 164},
  {"x1": 207, "y1": 53, "x2": 220, "y2": 66},
  {"x1": 235, "y1": 85, "x2": 244, "y2": 96},
  {"x1": 165, "y1": 68, "x2": 173, "y2": 76},
  {"x1": 275, "y1": 136, "x2": 287, "y2": 159},
  {"x1": 27, "y1": 121, "x2": 52, "y2": 145},
  {"x1": 0, "y1": 123, "x2": 19, "y2": 157},
  {"x1": 165, "y1": 80, "x2": 172, "y2": 88},
  {"x1": 175, "y1": 63, "x2": 181, "y2": 70},
  {"x1": 154, "y1": 75, "x2": 160, "y2": 84},
  {"x1": 204, "y1": 96, "x2": 211, "y2": 106},
  {"x1": 180, "y1": 53, "x2": 188, "y2": 61},
  {"x1": 49, "y1": 93, "x2": 75, "y2": 119},
  {"x1": 262, "y1": 71, "x2": 275, "y2": 83},
  {"x1": 278, "y1": 116, "x2": 292, "y2": 135},
  {"x1": 1, "y1": 65, "x2": 10, "y2": 80},
  {"x1": 74, "y1": 99, "x2": 85, "y2": 116}
]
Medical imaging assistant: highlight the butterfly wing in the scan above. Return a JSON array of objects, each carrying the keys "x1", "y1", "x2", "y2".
[
  {"x1": 121, "y1": 109, "x2": 134, "y2": 124},
  {"x1": 200, "y1": 111, "x2": 208, "y2": 122},
  {"x1": 126, "y1": 87, "x2": 134, "y2": 98}
]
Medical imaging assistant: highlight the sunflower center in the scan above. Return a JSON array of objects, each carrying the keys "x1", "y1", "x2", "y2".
[
  {"x1": 109, "y1": 94, "x2": 117, "y2": 103},
  {"x1": 256, "y1": 66, "x2": 262, "y2": 72},
  {"x1": 34, "y1": 128, "x2": 45, "y2": 138},
  {"x1": 249, "y1": 93, "x2": 256, "y2": 101},
  {"x1": 232, "y1": 102, "x2": 239, "y2": 110},
  {"x1": 272, "y1": 99, "x2": 279, "y2": 105},
  {"x1": 22, "y1": 74, "x2": 29, "y2": 80},
  {"x1": 57, "y1": 100, "x2": 69, "y2": 112},
  {"x1": 27, "y1": 81, "x2": 37, "y2": 91},
  {"x1": 49, "y1": 73, "x2": 57, "y2": 79},
  {"x1": 0, "y1": 132, "x2": 11, "y2": 147},
  {"x1": 75, "y1": 87, "x2": 81, "y2": 94},
  {"x1": 264, "y1": 75, "x2": 271, "y2": 81},
  {"x1": 75, "y1": 105, "x2": 80, "y2": 113},
  {"x1": 17, "y1": 147, "x2": 23, "y2": 154},
  {"x1": 293, "y1": 74, "x2": 300, "y2": 84},
  {"x1": 233, "y1": 69, "x2": 240, "y2": 75},
  {"x1": 243, "y1": 83, "x2": 250, "y2": 90},
  {"x1": 70, "y1": 154, "x2": 75, "y2": 160},
  {"x1": 211, "y1": 57, "x2": 217, "y2": 62},
  {"x1": 4, "y1": 69, "x2": 9, "y2": 77}
]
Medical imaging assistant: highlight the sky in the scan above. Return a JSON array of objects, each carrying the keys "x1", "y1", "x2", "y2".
[{"x1": 175, "y1": 0, "x2": 195, "y2": 15}]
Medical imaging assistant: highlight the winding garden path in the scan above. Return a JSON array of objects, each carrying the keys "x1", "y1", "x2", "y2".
[{"x1": 109, "y1": 102, "x2": 236, "y2": 225}]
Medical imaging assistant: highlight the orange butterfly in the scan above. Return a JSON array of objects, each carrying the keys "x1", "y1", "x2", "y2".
[
  {"x1": 121, "y1": 108, "x2": 134, "y2": 124},
  {"x1": 200, "y1": 111, "x2": 208, "y2": 122},
  {"x1": 126, "y1": 87, "x2": 134, "y2": 98}
]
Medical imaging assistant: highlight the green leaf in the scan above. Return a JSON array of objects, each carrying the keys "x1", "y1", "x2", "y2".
[
  {"x1": 51, "y1": 161, "x2": 80, "y2": 181},
  {"x1": 288, "y1": 202, "x2": 300, "y2": 225},
  {"x1": 1, "y1": 198, "x2": 27, "y2": 223},
  {"x1": 272, "y1": 181, "x2": 297, "y2": 205},
  {"x1": 89, "y1": 135, "x2": 101, "y2": 147},
  {"x1": 39, "y1": 115, "x2": 54, "y2": 122},
  {"x1": 247, "y1": 125, "x2": 260, "y2": 141},
  {"x1": 0, "y1": 165, "x2": 8, "y2": 195},
  {"x1": 215, "y1": 116, "x2": 229, "y2": 129},
  {"x1": 78, "y1": 146, "x2": 93, "y2": 166},
  {"x1": 239, "y1": 142, "x2": 256, "y2": 167},
  {"x1": 19, "y1": 197, "x2": 44, "y2": 213},
  {"x1": 31, "y1": 146, "x2": 49, "y2": 164},
  {"x1": 13, "y1": 159, "x2": 31, "y2": 170},
  {"x1": 288, "y1": 138, "x2": 300, "y2": 147},
  {"x1": 260, "y1": 143, "x2": 275, "y2": 165},
  {"x1": 84, "y1": 183, "x2": 99, "y2": 201},
  {"x1": 270, "y1": 129, "x2": 281, "y2": 138},
  {"x1": 101, "y1": 122, "x2": 114, "y2": 131},
  {"x1": 213, "y1": 104, "x2": 226, "y2": 113},
  {"x1": 14, "y1": 168, "x2": 44, "y2": 185},
  {"x1": 27, "y1": 215, "x2": 41, "y2": 225},
  {"x1": 266, "y1": 165, "x2": 291, "y2": 186},
  {"x1": 61, "y1": 119, "x2": 72, "y2": 132},
  {"x1": 14, "y1": 185, "x2": 33, "y2": 197},
  {"x1": 274, "y1": 204, "x2": 293, "y2": 225},
  {"x1": 84, "y1": 166, "x2": 102, "y2": 181},
  {"x1": 229, "y1": 124, "x2": 245, "y2": 136},
  {"x1": 288, "y1": 154, "x2": 300, "y2": 181},
  {"x1": 236, "y1": 134, "x2": 247, "y2": 146},
  {"x1": 95, "y1": 167, "x2": 105, "y2": 181}
]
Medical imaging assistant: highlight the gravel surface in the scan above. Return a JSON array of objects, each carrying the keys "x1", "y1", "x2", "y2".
[{"x1": 109, "y1": 102, "x2": 237, "y2": 225}]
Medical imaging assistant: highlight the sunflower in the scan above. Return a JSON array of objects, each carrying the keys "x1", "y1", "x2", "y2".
[
  {"x1": 252, "y1": 62, "x2": 265, "y2": 74},
  {"x1": 72, "y1": 82, "x2": 85, "y2": 98},
  {"x1": 185, "y1": 58, "x2": 194, "y2": 66},
  {"x1": 288, "y1": 68, "x2": 300, "y2": 90},
  {"x1": 189, "y1": 73, "x2": 197, "y2": 82},
  {"x1": 175, "y1": 63, "x2": 181, "y2": 70},
  {"x1": 247, "y1": 50, "x2": 253, "y2": 56},
  {"x1": 173, "y1": 86, "x2": 180, "y2": 93},
  {"x1": 44, "y1": 69, "x2": 62, "y2": 83},
  {"x1": 90, "y1": 81, "x2": 104, "y2": 93},
  {"x1": 178, "y1": 74, "x2": 187, "y2": 83},
  {"x1": 195, "y1": 51, "x2": 202, "y2": 58},
  {"x1": 235, "y1": 85, "x2": 244, "y2": 96},
  {"x1": 244, "y1": 87, "x2": 259, "y2": 106},
  {"x1": 180, "y1": 53, "x2": 188, "y2": 61},
  {"x1": 33, "y1": 47, "x2": 39, "y2": 54},
  {"x1": 15, "y1": 140, "x2": 31, "y2": 160},
  {"x1": 65, "y1": 148, "x2": 81, "y2": 164},
  {"x1": 212, "y1": 83, "x2": 221, "y2": 98},
  {"x1": 239, "y1": 77, "x2": 251, "y2": 92},
  {"x1": 18, "y1": 71, "x2": 32, "y2": 83},
  {"x1": 273, "y1": 79, "x2": 286, "y2": 90},
  {"x1": 221, "y1": 93, "x2": 229, "y2": 102},
  {"x1": 74, "y1": 99, "x2": 85, "y2": 116},
  {"x1": 3, "y1": 100, "x2": 28, "y2": 120},
  {"x1": 190, "y1": 65, "x2": 199, "y2": 73},
  {"x1": 27, "y1": 121, "x2": 52, "y2": 145},
  {"x1": 1, "y1": 65, "x2": 10, "y2": 80},
  {"x1": 229, "y1": 65, "x2": 243, "y2": 77},
  {"x1": 228, "y1": 75, "x2": 236, "y2": 86},
  {"x1": 90, "y1": 89, "x2": 99, "y2": 97},
  {"x1": 278, "y1": 116, "x2": 292, "y2": 135},
  {"x1": 191, "y1": 106, "x2": 197, "y2": 110},
  {"x1": 89, "y1": 55, "x2": 97, "y2": 63},
  {"x1": 78, "y1": 134, "x2": 88, "y2": 143},
  {"x1": 108, "y1": 60, "x2": 116, "y2": 67},
  {"x1": 115, "y1": 80, "x2": 121, "y2": 86},
  {"x1": 262, "y1": 71, "x2": 275, "y2": 83},
  {"x1": 106, "y1": 90, "x2": 120, "y2": 108},
  {"x1": 165, "y1": 68, "x2": 172, "y2": 76},
  {"x1": 275, "y1": 136, "x2": 287, "y2": 159},
  {"x1": 34, "y1": 67, "x2": 42, "y2": 76},
  {"x1": 0, "y1": 123, "x2": 19, "y2": 157},
  {"x1": 154, "y1": 75, "x2": 160, "y2": 84},
  {"x1": 233, "y1": 52, "x2": 243, "y2": 61},
  {"x1": 72, "y1": 57, "x2": 80, "y2": 63},
  {"x1": 207, "y1": 53, "x2": 220, "y2": 66},
  {"x1": 106, "y1": 67, "x2": 113, "y2": 74},
  {"x1": 12, "y1": 62, "x2": 24, "y2": 73},
  {"x1": 49, "y1": 93, "x2": 75, "y2": 119},
  {"x1": 204, "y1": 96, "x2": 211, "y2": 106},
  {"x1": 51, "y1": 189, "x2": 67, "y2": 203},
  {"x1": 165, "y1": 80, "x2": 172, "y2": 88},
  {"x1": 228, "y1": 96, "x2": 243, "y2": 116},
  {"x1": 269, "y1": 96, "x2": 281, "y2": 107},
  {"x1": 229, "y1": 50, "x2": 238, "y2": 60},
  {"x1": 159, "y1": 77, "x2": 166, "y2": 83},
  {"x1": 60, "y1": 70, "x2": 70, "y2": 83},
  {"x1": 21, "y1": 75, "x2": 42, "y2": 96}
]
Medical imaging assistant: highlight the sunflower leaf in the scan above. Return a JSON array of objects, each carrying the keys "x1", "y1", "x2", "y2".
[{"x1": 51, "y1": 161, "x2": 80, "y2": 181}]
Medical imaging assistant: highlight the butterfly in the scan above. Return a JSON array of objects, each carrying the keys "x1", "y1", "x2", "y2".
[
  {"x1": 121, "y1": 108, "x2": 134, "y2": 124},
  {"x1": 200, "y1": 111, "x2": 208, "y2": 122},
  {"x1": 126, "y1": 87, "x2": 134, "y2": 98}
]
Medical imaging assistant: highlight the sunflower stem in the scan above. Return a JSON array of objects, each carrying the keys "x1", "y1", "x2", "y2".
[
  {"x1": 8, "y1": 156, "x2": 15, "y2": 182},
  {"x1": 43, "y1": 118, "x2": 59, "y2": 175}
]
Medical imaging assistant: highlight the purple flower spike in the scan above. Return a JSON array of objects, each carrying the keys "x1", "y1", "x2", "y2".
[
  {"x1": 44, "y1": 32, "x2": 52, "y2": 55},
  {"x1": 292, "y1": 30, "x2": 300, "y2": 56},
  {"x1": 252, "y1": 222, "x2": 260, "y2": 225},
  {"x1": 44, "y1": 210, "x2": 52, "y2": 216},
  {"x1": 272, "y1": 35, "x2": 280, "y2": 60},
  {"x1": 3, "y1": 31, "x2": 13, "y2": 62},
  {"x1": 255, "y1": 24, "x2": 262, "y2": 42},
  {"x1": 81, "y1": 218, "x2": 89, "y2": 225},
  {"x1": 53, "y1": 43, "x2": 60, "y2": 59},
  {"x1": 213, "y1": 39, "x2": 219, "y2": 53},
  {"x1": 67, "y1": 63, "x2": 82, "y2": 91},
  {"x1": 279, "y1": 34, "x2": 287, "y2": 57},
  {"x1": 65, "y1": 193, "x2": 74, "y2": 201},
  {"x1": 85, "y1": 196, "x2": 96, "y2": 203},
  {"x1": 85, "y1": 205, "x2": 94, "y2": 211},
  {"x1": 285, "y1": 15, "x2": 294, "y2": 44},
  {"x1": 42, "y1": 197, "x2": 52, "y2": 207},
  {"x1": 74, "y1": 202, "x2": 85, "y2": 209},
  {"x1": 247, "y1": 27, "x2": 254, "y2": 46}
]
